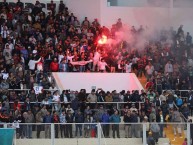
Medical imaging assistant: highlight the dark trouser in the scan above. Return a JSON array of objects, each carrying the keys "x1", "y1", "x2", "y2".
[
  {"x1": 112, "y1": 124, "x2": 120, "y2": 138},
  {"x1": 152, "y1": 132, "x2": 159, "y2": 143},
  {"x1": 66, "y1": 124, "x2": 73, "y2": 138},
  {"x1": 60, "y1": 124, "x2": 67, "y2": 138},
  {"x1": 102, "y1": 124, "x2": 110, "y2": 137},
  {"x1": 190, "y1": 106, "x2": 193, "y2": 116},
  {"x1": 55, "y1": 124, "x2": 59, "y2": 138},
  {"x1": 37, "y1": 125, "x2": 42, "y2": 138},
  {"x1": 159, "y1": 124, "x2": 164, "y2": 137},
  {"x1": 75, "y1": 124, "x2": 82, "y2": 137},
  {"x1": 131, "y1": 124, "x2": 139, "y2": 138}
]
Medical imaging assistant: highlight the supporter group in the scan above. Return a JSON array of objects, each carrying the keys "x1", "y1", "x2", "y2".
[{"x1": 0, "y1": 0, "x2": 193, "y2": 144}]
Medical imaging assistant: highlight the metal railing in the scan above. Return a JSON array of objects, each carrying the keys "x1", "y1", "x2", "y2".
[
  {"x1": 0, "y1": 122, "x2": 191, "y2": 145},
  {"x1": 162, "y1": 90, "x2": 191, "y2": 99}
]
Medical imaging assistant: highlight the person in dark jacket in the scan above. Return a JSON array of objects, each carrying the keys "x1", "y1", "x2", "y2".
[
  {"x1": 160, "y1": 100, "x2": 169, "y2": 122},
  {"x1": 97, "y1": 89, "x2": 105, "y2": 102},
  {"x1": 75, "y1": 110, "x2": 84, "y2": 137},
  {"x1": 101, "y1": 110, "x2": 110, "y2": 137},
  {"x1": 71, "y1": 97, "x2": 80, "y2": 112},
  {"x1": 181, "y1": 103, "x2": 190, "y2": 120},
  {"x1": 43, "y1": 111, "x2": 53, "y2": 138},
  {"x1": 66, "y1": 110, "x2": 73, "y2": 138},
  {"x1": 130, "y1": 110, "x2": 139, "y2": 138},
  {"x1": 188, "y1": 94, "x2": 193, "y2": 115},
  {"x1": 123, "y1": 110, "x2": 132, "y2": 138},
  {"x1": 23, "y1": 97, "x2": 32, "y2": 112},
  {"x1": 188, "y1": 119, "x2": 193, "y2": 145},
  {"x1": 147, "y1": 131, "x2": 155, "y2": 145}
]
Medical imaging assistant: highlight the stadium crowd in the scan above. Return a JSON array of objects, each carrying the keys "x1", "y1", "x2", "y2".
[{"x1": 0, "y1": 0, "x2": 193, "y2": 144}]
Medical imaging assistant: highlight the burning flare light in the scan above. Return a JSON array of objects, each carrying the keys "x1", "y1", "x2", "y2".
[{"x1": 98, "y1": 35, "x2": 107, "y2": 45}]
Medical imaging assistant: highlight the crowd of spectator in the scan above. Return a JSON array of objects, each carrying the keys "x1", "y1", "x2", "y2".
[{"x1": 0, "y1": 0, "x2": 193, "y2": 144}]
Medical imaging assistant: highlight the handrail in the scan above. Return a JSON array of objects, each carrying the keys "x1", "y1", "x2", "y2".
[
  {"x1": 162, "y1": 89, "x2": 191, "y2": 99},
  {"x1": 8, "y1": 101, "x2": 144, "y2": 104},
  {"x1": 0, "y1": 122, "x2": 191, "y2": 125}
]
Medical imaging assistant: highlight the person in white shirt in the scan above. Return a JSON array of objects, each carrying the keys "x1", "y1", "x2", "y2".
[
  {"x1": 164, "y1": 60, "x2": 173, "y2": 75},
  {"x1": 5, "y1": 40, "x2": 14, "y2": 51},
  {"x1": 29, "y1": 35, "x2": 37, "y2": 45},
  {"x1": 52, "y1": 91, "x2": 61, "y2": 111},
  {"x1": 125, "y1": 61, "x2": 132, "y2": 73},
  {"x1": 92, "y1": 49, "x2": 101, "y2": 72},
  {"x1": 145, "y1": 62, "x2": 154, "y2": 79},
  {"x1": 1, "y1": 26, "x2": 9, "y2": 42},
  {"x1": 99, "y1": 59, "x2": 109, "y2": 72},
  {"x1": 28, "y1": 57, "x2": 41, "y2": 72},
  {"x1": 33, "y1": 86, "x2": 43, "y2": 94},
  {"x1": 67, "y1": 52, "x2": 74, "y2": 62}
]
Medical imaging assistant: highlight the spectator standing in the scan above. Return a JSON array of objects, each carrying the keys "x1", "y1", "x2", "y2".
[
  {"x1": 60, "y1": 110, "x2": 67, "y2": 138},
  {"x1": 101, "y1": 110, "x2": 110, "y2": 138},
  {"x1": 123, "y1": 110, "x2": 132, "y2": 138},
  {"x1": 66, "y1": 110, "x2": 73, "y2": 138},
  {"x1": 84, "y1": 115, "x2": 91, "y2": 138},
  {"x1": 36, "y1": 110, "x2": 44, "y2": 138},
  {"x1": 25, "y1": 110, "x2": 35, "y2": 138},
  {"x1": 145, "y1": 62, "x2": 154, "y2": 80},
  {"x1": 110, "y1": 110, "x2": 121, "y2": 138},
  {"x1": 43, "y1": 111, "x2": 53, "y2": 138},
  {"x1": 75, "y1": 110, "x2": 84, "y2": 137},
  {"x1": 53, "y1": 111, "x2": 60, "y2": 138},
  {"x1": 150, "y1": 119, "x2": 160, "y2": 144}
]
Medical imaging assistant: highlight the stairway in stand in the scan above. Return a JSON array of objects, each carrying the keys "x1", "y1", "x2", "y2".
[
  {"x1": 137, "y1": 75, "x2": 185, "y2": 145},
  {"x1": 164, "y1": 125, "x2": 185, "y2": 145}
]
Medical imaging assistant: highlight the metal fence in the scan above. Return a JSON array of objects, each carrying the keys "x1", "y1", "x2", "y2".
[{"x1": 0, "y1": 122, "x2": 192, "y2": 145}]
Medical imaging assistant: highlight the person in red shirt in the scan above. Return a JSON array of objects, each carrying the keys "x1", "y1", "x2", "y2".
[
  {"x1": 13, "y1": 100, "x2": 21, "y2": 111},
  {"x1": 50, "y1": 58, "x2": 59, "y2": 72},
  {"x1": 145, "y1": 78, "x2": 154, "y2": 91}
]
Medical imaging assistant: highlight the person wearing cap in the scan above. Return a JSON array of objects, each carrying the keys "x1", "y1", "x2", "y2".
[
  {"x1": 141, "y1": 116, "x2": 149, "y2": 142},
  {"x1": 147, "y1": 131, "x2": 155, "y2": 145}
]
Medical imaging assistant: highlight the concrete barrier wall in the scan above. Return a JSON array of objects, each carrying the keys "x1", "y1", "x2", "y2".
[{"x1": 16, "y1": 138, "x2": 170, "y2": 145}]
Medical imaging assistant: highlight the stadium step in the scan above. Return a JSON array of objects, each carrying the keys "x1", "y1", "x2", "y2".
[{"x1": 164, "y1": 125, "x2": 185, "y2": 145}]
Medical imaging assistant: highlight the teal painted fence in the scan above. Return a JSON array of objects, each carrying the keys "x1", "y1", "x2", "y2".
[{"x1": 0, "y1": 129, "x2": 15, "y2": 145}]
